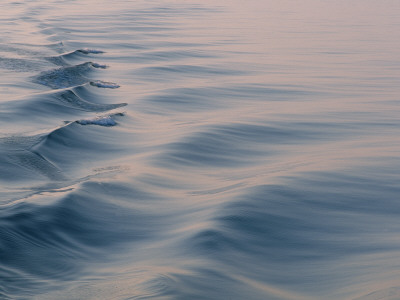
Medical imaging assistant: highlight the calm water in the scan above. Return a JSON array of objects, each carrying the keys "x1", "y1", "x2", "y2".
[{"x1": 1, "y1": 1, "x2": 400, "y2": 299}]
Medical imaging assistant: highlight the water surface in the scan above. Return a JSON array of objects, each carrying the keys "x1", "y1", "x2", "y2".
[{"x1": 1, "y1": 1, "x2": 400, "y2": 299}]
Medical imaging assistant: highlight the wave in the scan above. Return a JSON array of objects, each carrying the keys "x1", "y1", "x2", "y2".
[
  {"x1": 29, "y1": 88, "x2": 126, "y2": 113},
  {"x1": 50, "y1": 88, "x2": 126, "y2": 112},
  {"x1": 154, "y1": 122, "x2": 324, "y2": 168},
  {"x1": 30, "y1": 115, "x2": 126, "y2": 169},
  {"x1": 0, "y1": 110, "x2": 125, "y2": 182},
  {"x1": 46, "y1": 49, "x2": 105, "y2": 66},
  {"x1": 33, "y1": 62, "x2": 119, "y2": 90},
  {"x1": 33, "y1": 62, "x2": 95, "y2": 89},
  {"x1": 0, "y1": 180, "x2": 151, "y2": 299},
  {"x1": 0, "y1": 44, "x2": 126, "y2": 182},
  {"x1": 0, "y1": 89, "x2": 126, "y2": 132},
  {"x1": 177, "y1": 169, "x2": 400, "y2": 299},
  {"x1": 138, "y1": 84, "x2": 315, "y2": 115},
  {"x1": 0, "y1": 133, "x2": 64, "y2": 182}
]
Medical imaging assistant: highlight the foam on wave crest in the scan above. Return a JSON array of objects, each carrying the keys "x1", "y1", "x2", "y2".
[
  {"x1": 2, "y1": 89, "x2": 127, "y2": 117},
  {"x1": 33, "y1": 62, "x2": 115, "y2": 89},
  {"x1": 33, "y1": 113, "x2": 125, "y2": 153},
  {"x1": 91, "y1": 62, "x2": 107, "y2": 69},
  {"x1": 0, "y1": 110, "x2": 124, "y2": 182},
  {"x1": 47, "y1": 50, "x2": 106, "y2": 66},
  {"x1": 78, "y1": 48, "x2": 105, "y2": 54},
  {"x1": 77, "y1": 115, "x2": 118, "y2": 127},
  {"x1": 90, "y1": 80, "x2": 120, "y2": 89}
]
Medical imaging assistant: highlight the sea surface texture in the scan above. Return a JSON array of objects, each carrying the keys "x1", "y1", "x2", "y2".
[{"x1": 1, "y1": 1, "x2": 400, "y2": 299}]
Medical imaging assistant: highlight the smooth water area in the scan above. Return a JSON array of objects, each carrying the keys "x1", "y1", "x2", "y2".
[{"x1": 1, "y1": 1, "x2": 400, "y2": 299}]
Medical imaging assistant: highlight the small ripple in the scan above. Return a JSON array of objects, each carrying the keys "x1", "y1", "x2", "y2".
[
  {"x1": 135, "y1": 64, "x2": 245, "y2": 81},
  {"x1": 0, "y1": 134, "x2": 64, "y2": 182},
  {"x1": 0, "y1": 57, "x2": 47, "y2": 72}
]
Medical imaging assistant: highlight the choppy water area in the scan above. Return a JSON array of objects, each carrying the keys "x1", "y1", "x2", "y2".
[{"x1": 1, "y1": 0, "x2": 400, "y2": 299}]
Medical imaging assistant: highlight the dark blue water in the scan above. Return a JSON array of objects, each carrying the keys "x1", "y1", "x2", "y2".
[{"x1": 1, "y1": 1, "x2": 400, "y2": 299}]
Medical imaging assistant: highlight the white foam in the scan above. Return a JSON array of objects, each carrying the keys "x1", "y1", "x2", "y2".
[
  {"x1": 91, "y1": 62, "x2": 108, "y2": 69},
  {"x1": 77, "y1": 116, "x2": 117, "y2": 126},
  {"x1": 90, "y1": 80, "x2": 120, "y2": 89},
  {"x1": 79, "y1": 48, "x2": 105, "y2": 54}
]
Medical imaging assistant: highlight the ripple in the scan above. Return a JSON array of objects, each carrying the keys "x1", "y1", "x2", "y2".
[{"x1": 0, "y1": 57, "x2": 47, "y2": 72}]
